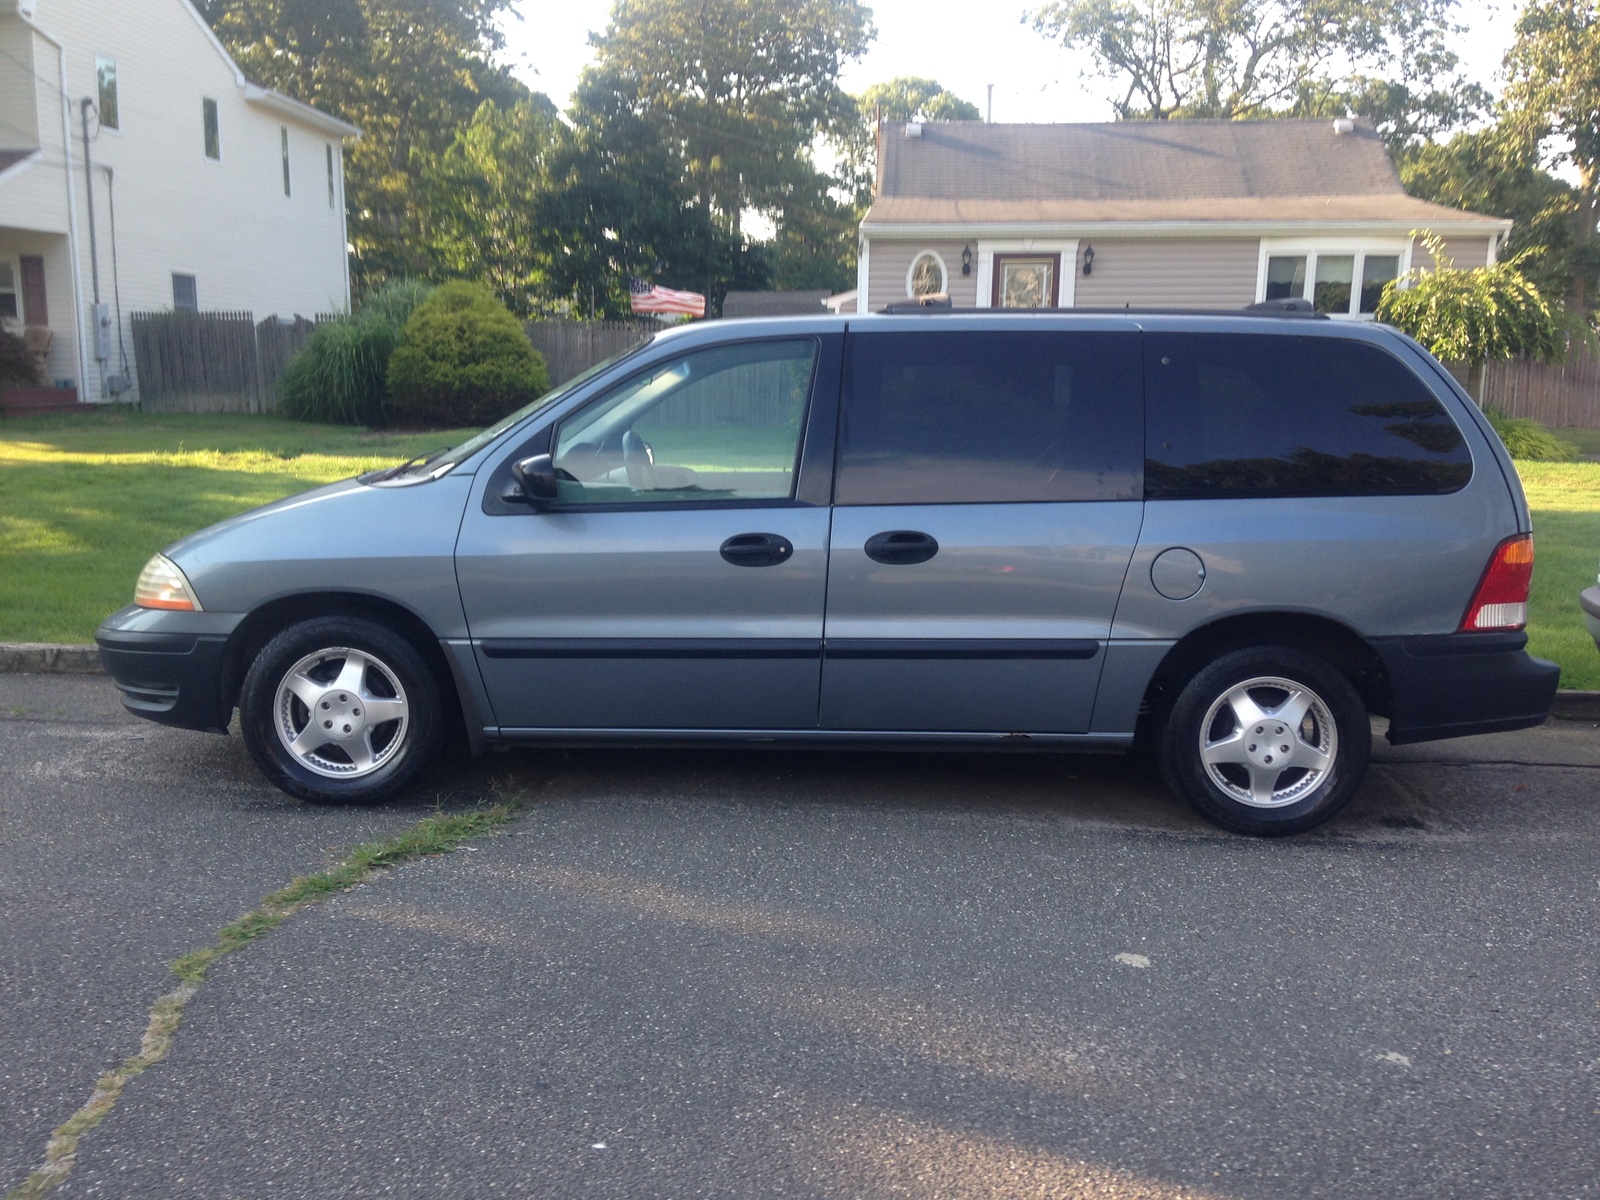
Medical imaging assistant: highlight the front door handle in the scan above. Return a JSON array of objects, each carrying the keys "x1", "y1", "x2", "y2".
[
  {"x1": 720, "y1": 533, "x2": 794, "y2": 568},
  {"x1": 864, "y1": 530, "x2": 939, "y2": 565}
]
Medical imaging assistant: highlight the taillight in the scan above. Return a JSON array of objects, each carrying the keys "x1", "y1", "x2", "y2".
[{"x1": 1459, "y1": 534, "x2": 1533, "y2": 632}]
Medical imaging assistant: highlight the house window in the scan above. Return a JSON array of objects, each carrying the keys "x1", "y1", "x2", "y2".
[
  {"x1": 1261, "y1": 244, "x2": 1406, "y2": 317},
  {"x1": 326, "y1": 144, "x2": 336, "y2": 208},
  {"x1": 202, "y1": 98, "x2": 220, "y2": 160},
  {"x1": 281, "y1": 127, "x2": 291, "y2": 196},
  {"x1": 907, "y1": 252, "x2": 946, "y2": 298},
  {"x1": 993, "y1": 254, "x2": 1060, "y2": 308},
  {"x1": 0, "y1": 258, "x2": 20, "y2": 327},
  {"x1": 172, "y1": 274, "x2": 198, "y2": 312},
  {"x1": 96, "y1": 58, "x2": 119, "y2": 130}
]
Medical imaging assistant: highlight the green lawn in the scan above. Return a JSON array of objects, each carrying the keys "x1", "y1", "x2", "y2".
[
  {"x1": 0, "y1": 411, "x2": 472, "y2": 643},
  {"x1": 1553, "y1": 427, "x2": 1600, "y2": 458},
  {"x1": 3, "y1": 410, "x2": 1598, "y2": 688}
]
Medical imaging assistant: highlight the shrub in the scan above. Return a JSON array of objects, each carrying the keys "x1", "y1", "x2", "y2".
[
  {"x1": 276, "y1": 280, "x2": 434, "y2": 425},
  {"x1": 1485, "y1": 407, "x2": 1581, "y2": 461},
  {"x1": 0, "y1": 328, "x2": 37, "y2": 391},
  {"x1": 386, "y1": 282, "x2": 548, "y2": 427}
]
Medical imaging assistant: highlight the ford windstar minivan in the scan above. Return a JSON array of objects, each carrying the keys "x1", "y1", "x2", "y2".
[{"x1": 98, "y1": 309, "x2": 1559, "y2": 835}]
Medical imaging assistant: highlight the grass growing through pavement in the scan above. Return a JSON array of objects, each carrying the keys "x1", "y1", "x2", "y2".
[
  {"x1": 1, "y1": 410, "x2": 1598, "y2": 687},
  {"x1": 2, "y1": 800, "x2": 522, "y2": 1200}
]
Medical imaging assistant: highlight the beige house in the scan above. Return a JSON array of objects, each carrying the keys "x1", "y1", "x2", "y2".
[
  {"x1": 855, "y1": 119, "x2": 1509, "y2": 316},
  {"x1": 1, "y1": 0, "x2": 358, "y2": 403}
]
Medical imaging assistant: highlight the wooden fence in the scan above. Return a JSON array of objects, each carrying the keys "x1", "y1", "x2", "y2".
[
  {"x1": 131, "y1": 311, "x2": 332, "y2": 413},
  {"x1": 525, "y1": 318, "x2": 657, "y2": 386},
  {"x1": 1480, "y1": 343, "x2": 1600, "y2": 428}
]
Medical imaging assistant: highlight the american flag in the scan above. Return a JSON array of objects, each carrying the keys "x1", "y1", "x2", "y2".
[{"x1": 629, "y1": 277, "x2": 706, "y2": 318}]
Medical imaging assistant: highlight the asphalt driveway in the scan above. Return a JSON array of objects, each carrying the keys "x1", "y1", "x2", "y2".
[{"x1": 3, "y1": 672, "x2": 1598, "y2": 1198}]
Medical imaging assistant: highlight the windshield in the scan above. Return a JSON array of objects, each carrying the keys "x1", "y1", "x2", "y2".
[{"x1": 402, "y1": 336, "x2": 656, "y2": 479}]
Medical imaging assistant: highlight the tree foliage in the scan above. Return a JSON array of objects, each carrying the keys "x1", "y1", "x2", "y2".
[
  {"x1": 202, "y1": 0, "x2": 529, "y2": 291},
  {"x1": 835, "y1": 77, "x2": 981, "y2": 209},
  {"x1": 1501, "y1": 0, "x2": 1600, "y2": 313},
  {"x1": 1030, "y1": 0, "x2": 1467, "y2": 121},
  {"x1": 1377, "y1": 235, "x2": 1569, "y2": 399},
  {"x1": 582, "y1": 0, "x2": 874, "y2": 233}
]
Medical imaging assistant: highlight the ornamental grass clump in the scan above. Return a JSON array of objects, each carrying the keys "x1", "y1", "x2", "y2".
[
  {"x1": 276, "y1": 280, "x2": 434, "y2": 425},
  {"x1": 1485, "y1": 407, "x2": 1580, "y2": 461},
  {"x1": 386, "y1": 282, "x2": 549, "y2": 427}
]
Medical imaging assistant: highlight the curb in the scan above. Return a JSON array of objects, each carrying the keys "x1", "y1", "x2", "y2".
[
  {"x1": 2, "y1": 641, "x2": 1599, "y2": 719},
  {"x1": 0, "y1": 643, "x2": 105, "y2": 675}
]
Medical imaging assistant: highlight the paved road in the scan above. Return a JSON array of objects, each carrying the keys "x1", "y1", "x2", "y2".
[{"x1": 3, "y1": 673, "x2": 1598, "y2": 1199}]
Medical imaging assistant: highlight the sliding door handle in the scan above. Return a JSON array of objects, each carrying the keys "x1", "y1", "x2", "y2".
[{"x1": 864, "y1": 530, "x2": 939, "y2": 565}]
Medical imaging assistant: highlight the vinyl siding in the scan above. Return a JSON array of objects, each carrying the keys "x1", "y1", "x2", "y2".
[
  {"x1": 0, "y1": 19, "x2": 39, "y2": 151},
  {"x1": 1412, "y1": 235, "x2": 1493, "y2": 270},
  {"x1": 865, "y1": 240, "x2": 977, "y2": 311},
  {"x1": 2, "y1": 0, "x2": 352, "y2": 402},
  {"x1": 1072, "y1": 238, "x2": 1259, "y2": 308}
]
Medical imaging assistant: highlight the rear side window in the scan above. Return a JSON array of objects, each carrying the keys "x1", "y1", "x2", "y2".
[
  {"x1": 837, "y1": 331, "x2": 1143, "y2": 505},
  {"x1": 1144, "y1": 333, "x2": 1471, "y2": 499}
]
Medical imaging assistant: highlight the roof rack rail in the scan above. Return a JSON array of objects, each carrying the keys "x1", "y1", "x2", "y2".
[{"x1": 871, "y1": 299, "x2": 1326, "y2": 318}]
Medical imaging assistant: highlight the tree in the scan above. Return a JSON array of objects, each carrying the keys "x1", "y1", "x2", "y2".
[
  {"x1": 1501, "y1": 0, "x2": 1600, "y2": 314},
  {"x1": 1376, "y1": 236, "x2": 1569, "y2": 401},
  {"x1": 1400, "y1": 128, "x2": 1597, "y2": 310},
  {"x1": 582, "y1": 0, "x2": 874, "y2": 234},
  {"x1": 1029, "y1": 0, "x2": 1466, "y2": 120},
  {"x1": 203, "y1": 0, "x2": 529, "y2": 292}
]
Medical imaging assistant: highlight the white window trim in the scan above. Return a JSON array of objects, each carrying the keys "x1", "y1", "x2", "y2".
[
  {"x1": 904, "y1": 250, "x2": 949, "y2": 298},
  {"x1": 1255, "y1": 238, "x2": 1412, "y2": 320},
  {"x1": 281, "y1": 126, "x2": 292, "y2": 198},
  {"x1": 975, "y1": 240, "x2": 1079, "y2": 308}
]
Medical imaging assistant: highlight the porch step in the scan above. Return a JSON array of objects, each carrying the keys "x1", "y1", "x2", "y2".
[{"x1": 0, "y1": 386, "x2": 87, "y2": 415}]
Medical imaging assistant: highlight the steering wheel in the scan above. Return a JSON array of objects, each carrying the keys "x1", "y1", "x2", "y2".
[{"x1": 622, "y1": 429, "x2": 657, "y2": 491}]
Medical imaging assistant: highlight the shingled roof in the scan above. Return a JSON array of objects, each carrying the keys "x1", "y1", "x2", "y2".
[{"x1": 864, "y1": 119, "x2": 1501, "y2": 229}]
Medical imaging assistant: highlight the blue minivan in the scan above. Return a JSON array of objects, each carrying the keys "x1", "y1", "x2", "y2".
[{"x1": 98, "y1": 310, "x2": 1559, "y2": 835}]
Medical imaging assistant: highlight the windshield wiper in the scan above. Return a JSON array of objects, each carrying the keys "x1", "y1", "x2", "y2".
[{"x1": 366, "y1": 446, "x2": 452, "y2": 483}]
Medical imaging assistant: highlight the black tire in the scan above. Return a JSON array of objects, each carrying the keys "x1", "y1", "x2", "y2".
[
  {"x1": 1158, "y1": 645, "x2": 1370, "y2": 836},
  {"x1": 238, "y1": 616, "x2": 443, "y2": 804}
]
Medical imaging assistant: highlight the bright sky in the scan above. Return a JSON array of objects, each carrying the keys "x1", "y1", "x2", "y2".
[{"x1": 498, "y1": 0, "x2": 1521, "y2": 123}]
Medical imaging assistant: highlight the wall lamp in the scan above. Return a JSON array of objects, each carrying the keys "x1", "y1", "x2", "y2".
[
  {"x1": 1082, "y1": 244, "x2": 1095, "y2": 276},
  {"x1": 961, "y1": 245, "x2": 972, "y2": 275}
]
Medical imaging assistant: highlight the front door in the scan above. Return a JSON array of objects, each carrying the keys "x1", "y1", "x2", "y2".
[
  {"x1": 820, "y1": 324, "x2": 1144, "y2": 733},
  {"x1": 457, "y1": 335, "x2": 838, "y2": 732}
]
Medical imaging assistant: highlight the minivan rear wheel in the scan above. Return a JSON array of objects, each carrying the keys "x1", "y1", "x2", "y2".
[
  {"x1": 239, "y1": 616, "x2": 442, "y2": 804},
  {"x1": 1159, "y1": 646, "x2": 1369, "y2": 836}
]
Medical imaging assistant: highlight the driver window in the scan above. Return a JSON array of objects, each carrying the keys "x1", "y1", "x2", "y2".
[{"x1": 552, "y1": 339, "x2": 817, "y2": 505}]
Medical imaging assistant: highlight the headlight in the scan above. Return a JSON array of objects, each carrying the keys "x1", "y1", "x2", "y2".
[{"x1": 134, "y1": 554, "x2": 203, "y2": 611}]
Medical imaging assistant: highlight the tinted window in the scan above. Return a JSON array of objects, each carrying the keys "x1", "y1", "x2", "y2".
[
  {"x1": 552, "y1": 339, "x2": 816, "y2": 505},
  {"x1": 1145, "y1": 334, "x2": 1471, "y2": 499},
  {"x1": 837, "y1": 331, "x2": 1142, "y2": 505}
]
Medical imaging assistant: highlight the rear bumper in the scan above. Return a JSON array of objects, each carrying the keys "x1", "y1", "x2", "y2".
[
  {"x1": 1582, "y1": 586, "x2": 1600, "y2": 652},
  {"x1": 96, "y1": 612, "x2": 232, "y2": 733},
  {"x1": 1372, "y1": 631, "x2": 1560, "y2": 745}
]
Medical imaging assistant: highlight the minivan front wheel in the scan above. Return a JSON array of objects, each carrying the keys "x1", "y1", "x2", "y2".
[
  {"x1": 239, "y1": 616, "x2": 441, "y2": 804},
  {"x1": 1160, "y1": 646, "x2": 1369, "y2": 836}
]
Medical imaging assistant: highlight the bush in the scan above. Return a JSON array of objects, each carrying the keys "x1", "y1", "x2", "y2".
[
  {"x1": 276, "y1": 280, "x2": 434, "y2": 425},
  {"x1": 1485, "y1": 407, "x2": 1580, "y2": 462},
  {"x1": 0, "y1": 328, "x2": 37, "y2": 391},
  {"x1": 386, "y1": 282, "x2": 548, "y2": 427}
]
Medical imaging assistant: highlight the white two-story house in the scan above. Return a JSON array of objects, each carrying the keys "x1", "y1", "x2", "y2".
[{"x1": 0, "y1": 0, "x2": 358, "y2": 403}]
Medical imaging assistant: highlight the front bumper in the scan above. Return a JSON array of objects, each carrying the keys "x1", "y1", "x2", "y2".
[
  {"x1": 1582, "y1": 586, "x2": 1600, "y2": 654},
  {"x1": 95, "y1": 607, "x2": 240, "y2": 733},
  {"x1": 1372, "y1": 631, "x2": 1560, "y2": 745}
]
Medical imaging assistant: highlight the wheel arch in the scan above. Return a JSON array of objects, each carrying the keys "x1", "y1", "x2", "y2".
[
  {"x1": 220, "y1": 592, "x2": 464, "y2": 733},
  {"x1": 1139, "y1": 611, "x2": 1392, "y2": 730}
]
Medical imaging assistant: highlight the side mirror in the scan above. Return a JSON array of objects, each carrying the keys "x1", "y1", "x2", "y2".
[{"x1": 505, "y1": 454, "x2": 558, "y2": 507}]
